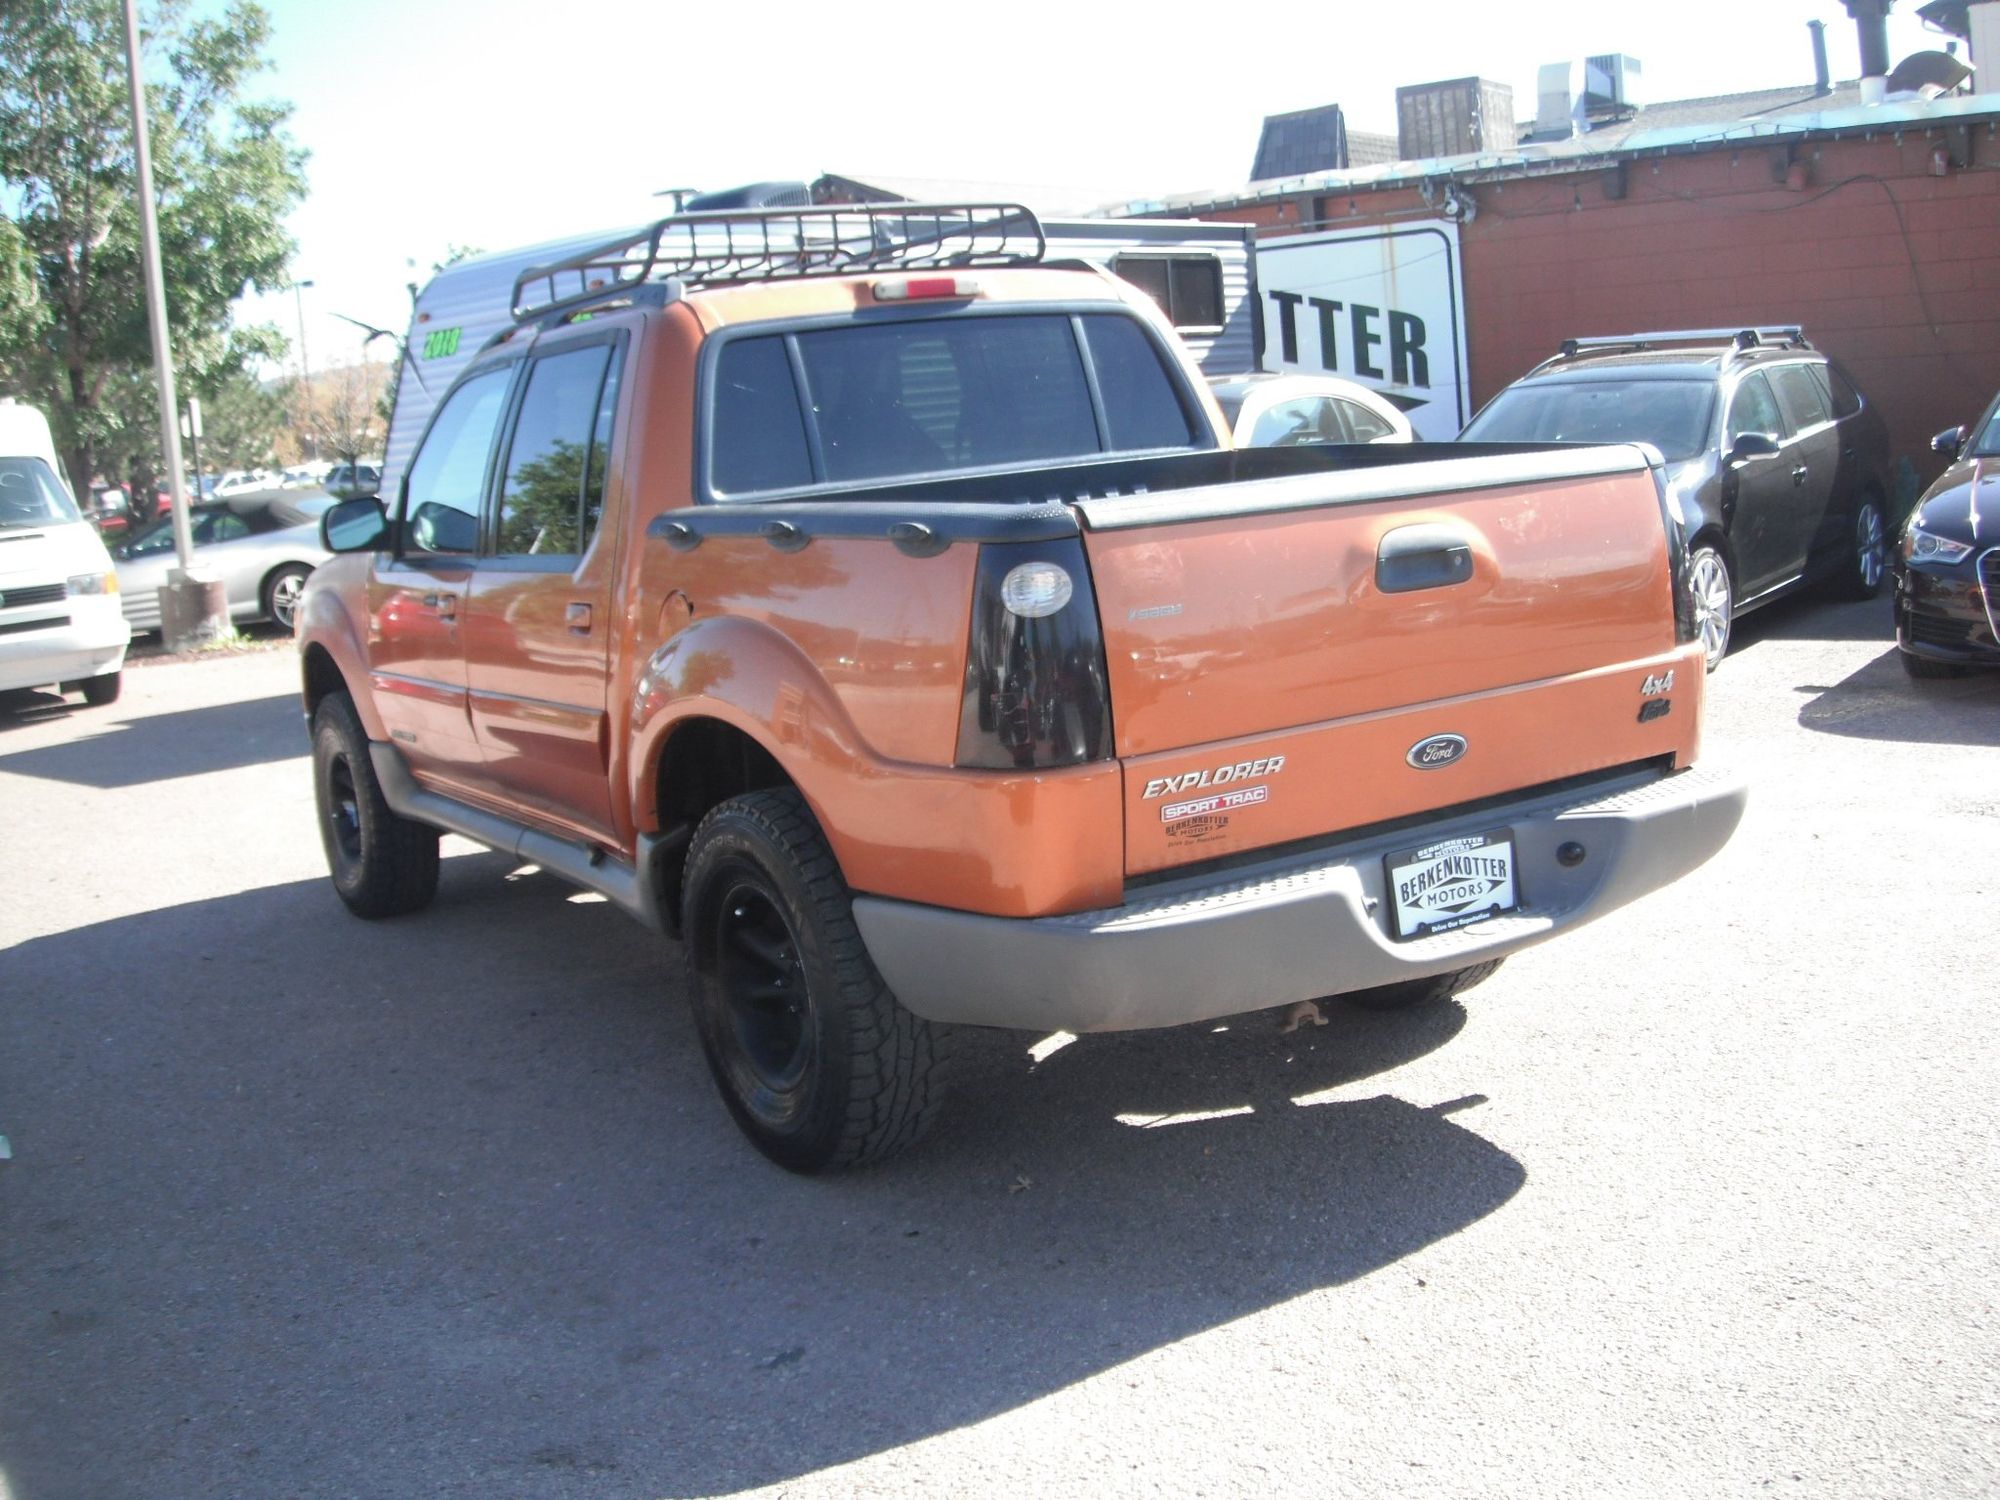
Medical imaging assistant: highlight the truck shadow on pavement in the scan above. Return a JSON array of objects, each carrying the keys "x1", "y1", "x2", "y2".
[
  {"x1": 0, "y1": 691, "x2": 300, "y2": 785},
  {"x1": 0, "y1": 859, "x2": 1525, "y2": 1500},
  {"x1": 1794, "y1": 645, "x2": 2000, "y2": 746}
]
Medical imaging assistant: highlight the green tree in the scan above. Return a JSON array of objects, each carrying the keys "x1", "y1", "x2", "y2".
[
  {"x1": 0, "y1": 0, "x2": 307, "y2": 497},
  {"x1": 195, "y1": 365, "x2": 286, "y2": 471}
]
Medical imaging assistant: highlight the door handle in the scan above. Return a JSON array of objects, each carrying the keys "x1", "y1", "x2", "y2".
[
  {"x1": 423, "y1": 591, "x2": 457, "y2": 619},
  {"x1": 1790, "y1": 465, "x2": 1809, "y2": 486},
  {"x1": 1377, "y1": 523, "x2": 1475, "y2": 594},
  {"x1": 566, "y1": 602, "x2": 592, "y2": 635}
]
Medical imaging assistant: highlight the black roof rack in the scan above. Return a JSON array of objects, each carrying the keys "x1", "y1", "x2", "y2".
[
  {"x1": 511, "y1": 202, "x2": 1046, "y2": 323},
  {"x1": 1554, "y1": 326, "x2": 1810, "y2": 360}
]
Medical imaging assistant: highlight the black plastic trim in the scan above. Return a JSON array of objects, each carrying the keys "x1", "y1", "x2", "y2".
[{"x1": 646, "y1": 501, "x2": 1080, "y2": 551}]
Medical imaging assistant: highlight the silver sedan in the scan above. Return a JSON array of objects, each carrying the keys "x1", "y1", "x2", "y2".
[{"x1": 113, "y1": 497, "x2": 331, "y2": 635}]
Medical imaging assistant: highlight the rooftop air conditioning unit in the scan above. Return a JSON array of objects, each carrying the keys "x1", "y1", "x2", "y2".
[{"x1": 1581, "y1": 54, "x2": 1642, "y2": 114}]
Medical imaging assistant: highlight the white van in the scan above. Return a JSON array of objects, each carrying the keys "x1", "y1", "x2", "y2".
[{"x1": 0, "y1": 399, "x2": 129, "y2": 705}]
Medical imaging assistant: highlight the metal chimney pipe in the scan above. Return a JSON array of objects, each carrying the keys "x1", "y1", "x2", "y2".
[
  {"x1": 1808, "y1": 19, "x2": 1831, "y2": 92},
  {"x1": 1843, "y1": 0, "x2": 1894, "y2": 78}
]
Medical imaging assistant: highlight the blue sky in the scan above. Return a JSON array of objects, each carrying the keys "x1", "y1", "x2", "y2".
[{"x1": 217, "y1": 0, "x2": 1947, "y2": 376}]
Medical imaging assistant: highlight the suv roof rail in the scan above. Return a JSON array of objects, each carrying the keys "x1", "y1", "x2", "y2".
[
  {"x1": 511, "y1": 202, "x2": 1046, "y2": 324},
  {"x1": 1554, "y1": 326, "x2": 1810, "y2": 360}
]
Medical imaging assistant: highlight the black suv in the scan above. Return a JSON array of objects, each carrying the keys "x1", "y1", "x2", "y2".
[{"x1": 1460, "y1": 328, "x2": 1893, "y2": 669}]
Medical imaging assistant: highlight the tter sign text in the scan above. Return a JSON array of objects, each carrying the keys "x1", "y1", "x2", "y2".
[{"x1": 1255, "y1": 222, "x2": 1470, "y2": 440}]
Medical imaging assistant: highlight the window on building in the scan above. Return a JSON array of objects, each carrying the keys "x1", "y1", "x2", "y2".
[{"x1": 1112, "y1": 255, "x2": 1225, "y2": 331}]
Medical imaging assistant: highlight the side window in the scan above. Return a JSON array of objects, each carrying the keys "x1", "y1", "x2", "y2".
[
  {"x1": 1767, "y1": 363, "x2": 1830, "y2": 433},
  {"x1": 494, "y1": 343, "x2": 619, "y2": 557},
  {"x1": 207, "y1": 513, "x2": 252, "y2": 544},
  {"x1": 1726, "y1": 372, "x2": 1785, "y2": 445},
  {"x1": 1112, "y1": 256, "x2": 1225, "y2": 330},
  {"x1": 1339, "y1": 400, "x2": 1397, "y2": 442},
  {"x1": 1822, "y1": 362, "x2": 1863, "y2": 419},
  {"x1": 712, "y1": 336, "x2": 812, "y2": 495},
  {"x1": 1079, "y1": 315, "x2": 1198, "y2": 452},
  {"x1": 1250, "y1": 397, "x2": 1335, "y2": 447},
  {"x1": 404, "y1": 367, "x2": 511, "y2": 554}
]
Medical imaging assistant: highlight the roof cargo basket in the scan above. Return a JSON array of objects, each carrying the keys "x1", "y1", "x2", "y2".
[
  {"x1": 1556, "y1": 326, "x2": 1809, "y2": 358},
  {"x1": 512, "y1": 202, "x2": 1046, "y2": 322}
]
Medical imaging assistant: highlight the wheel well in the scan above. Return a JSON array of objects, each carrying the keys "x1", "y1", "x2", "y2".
[
  {"x1": 653, "y1": 717, "x2": 794, "y2": 934},
  {"x1": 1688, "y1": 525, "x2": 1733, "y2": 575},
  {"x1": 301, "y1": 642, "x2": 346, "y2": 720}
]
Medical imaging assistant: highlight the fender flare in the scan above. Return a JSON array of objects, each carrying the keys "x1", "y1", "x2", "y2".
[
  {"x1": 296, "y1": 573, "x2": 384, "y2": 742},
  {"x1": 627, "y1": 613, "x2": 878, "y2": 836}
]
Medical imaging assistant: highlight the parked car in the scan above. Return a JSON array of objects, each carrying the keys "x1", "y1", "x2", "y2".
[
  {"x1": 212, "y1": 469, "x2": 280, "y2": 499},
  {"x1": 112, "y1": 497, "x2": 330, "y2": 634},
  {"x1": 1893, "y1": 393, "x2": 2000, "y2": 677},
  {"x1": 1207, "y1": 373, "x2": 1413, "y2": 447},
  {"x1": 1459, "y1": 327, "x2": 1893, "y2": 670},
  {"x1": 323, "y1": 461, "x2": 382, "y2": 500},
  {"x1": 0, "y1": 399, "x2": 128, "y2": 704}
]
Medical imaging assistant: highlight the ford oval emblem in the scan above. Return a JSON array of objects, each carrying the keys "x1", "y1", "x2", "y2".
[{"x1": 1407, "y1": 734, "x2": 1468, "y2": 769}]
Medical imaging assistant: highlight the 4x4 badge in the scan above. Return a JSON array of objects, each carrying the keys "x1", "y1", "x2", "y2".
[{"x1": 1407, "y1": 734, "x2": 1467, "y2": 769}]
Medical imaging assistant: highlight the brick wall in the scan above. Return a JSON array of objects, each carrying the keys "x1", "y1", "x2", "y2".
[{"x1": 1215, "y1": 124, "x2": 2000, "y2": 488}]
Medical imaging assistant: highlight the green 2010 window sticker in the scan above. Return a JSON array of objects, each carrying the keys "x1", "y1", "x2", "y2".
[{"x1": 421, "y1": 326, "x2": 462, "y2": 359}]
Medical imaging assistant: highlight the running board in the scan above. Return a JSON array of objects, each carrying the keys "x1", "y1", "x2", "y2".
[{"x1": 369, "y1": 742, "x2": 672, "y2": 932}]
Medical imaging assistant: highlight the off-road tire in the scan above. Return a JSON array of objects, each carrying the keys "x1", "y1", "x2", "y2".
[
  {"x1": 1339, "y1": 959, "x2": 1504, "y2": 1013},
  {"x1": 1831, "y1": 494, "x2": 1888, "y2": 601},
  {"x1": 680, "y1": 788, "x2": 952, "y2": 1173},
  {"x1": 312, "y1": 690, "x2": 440, "y2": 918},
  {"x1": 80, "y1": 671, "x2": 121, "y2": 707},
  {"x1": 1899, "y1": 648, "x2": 1965, "y2": 680}
]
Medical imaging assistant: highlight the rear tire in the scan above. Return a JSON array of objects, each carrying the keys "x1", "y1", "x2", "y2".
[
  {"x1": 1339, "y1": 959, "x2": 1503, "y2": 1013},
  {"x1": 80, "y1": 671, "x2": 121, "y2": 707},
  {"x1": 1832, "y1": 495, "x2": 1888, "y2": 601},
  {"x1": 312, "y1": 691, "x2": 440, "y2": 918},
  {"x1": 680, "y1": 788, "x2": 951, "y2": 1172},
  {"x1": 1688, "y1": 545, "x2": 1733, "y2": 672},
  {"x1": 262, "y1": 563, "x2": 313, "y2": 630}
]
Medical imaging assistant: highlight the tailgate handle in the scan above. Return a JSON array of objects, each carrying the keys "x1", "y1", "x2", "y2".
[{"x1": 1376, "y1": 524, "x2": 1475, "y2": 594}]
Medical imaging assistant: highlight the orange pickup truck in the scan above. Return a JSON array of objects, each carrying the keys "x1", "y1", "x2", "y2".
[{"x1": 299, "y1": 204, "x2": 1745, "y2": 1171}]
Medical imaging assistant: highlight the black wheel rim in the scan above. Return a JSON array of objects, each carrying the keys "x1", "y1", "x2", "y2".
[
  {"x1": 707, "y1": 870, "x2": 814, "y2": 1120},
  {"x1": 325, "y1": 752, "x2": 363, "y2": 868}
]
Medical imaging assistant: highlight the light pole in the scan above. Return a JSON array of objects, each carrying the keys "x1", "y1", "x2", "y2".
[{"x1": 293, "y1": 278, "x2": 316, "y2": 461}]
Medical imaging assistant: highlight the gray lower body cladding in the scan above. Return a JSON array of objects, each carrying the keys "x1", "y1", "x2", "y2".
[{"x1": 852, "y1": 762, "x2": 1748, "y2": 1034}]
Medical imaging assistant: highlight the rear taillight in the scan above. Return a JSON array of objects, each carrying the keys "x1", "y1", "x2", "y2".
[{"x1": 955, "y1": 538, "x2": 1113, "y2": 769}]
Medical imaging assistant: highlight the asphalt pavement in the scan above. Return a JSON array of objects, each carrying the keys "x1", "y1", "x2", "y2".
[{"x1": 1, "y1": 596, "x2": 1995, "y2": 1500}]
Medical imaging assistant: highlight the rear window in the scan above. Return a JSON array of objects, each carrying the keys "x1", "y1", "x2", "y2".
[
  {"x1": 707, "y1": 312, "x2": 1201, "y2": 497},
  {"x1": 0, "y1": 456, "x2": 82, "y2": 530},
  {"x1": 1461, "y1": 378, "x2": 1716, "y2": 463}
]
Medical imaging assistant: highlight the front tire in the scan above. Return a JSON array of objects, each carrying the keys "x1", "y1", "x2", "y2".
[
  {"x1": 1688, "y1": 545, "x2": 1734, "y2": 672},
  {"x1": 1832, "y1": 495, "x2": 1888, "y2": 601},
  {"x1": 681, "y1": 789, "x2": 951, "y2": 1172},
  {"x1": 312, "y1": 691, "x2": 440, "y2": 918},
  {"x1": 80, "y1": 671, "x2": 121, "y2": 707}
]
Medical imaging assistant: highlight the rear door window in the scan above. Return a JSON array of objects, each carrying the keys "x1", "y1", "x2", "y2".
[
  {"x1": 494, "y1": 342, "x2": 621, "y2": 558},
  {"x1": 1339, "y1": 400, "x2": 1397, "y2": 442},
  {"x1": 1767, "y1": 363, "x2": 1831, "y2": 433}
]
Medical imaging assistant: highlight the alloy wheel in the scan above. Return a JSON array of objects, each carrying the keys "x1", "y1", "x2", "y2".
[
  {"x1": 708, "y1": 873, "x2": 814, "y2": 1123},
  {"x1": 1856, "y1": 505, "x2": 1886, "y2": 592},
  {"x1": 1689, "y1": 550, "x2": 1732, "y2": 670}
]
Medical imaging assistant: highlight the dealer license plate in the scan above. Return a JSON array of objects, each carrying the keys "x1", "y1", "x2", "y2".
[{"x1": 1385, "y1": 830, "x2": 1519, "y2": 940}]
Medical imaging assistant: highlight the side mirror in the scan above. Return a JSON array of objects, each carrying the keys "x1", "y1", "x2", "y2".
[
  {"x1": 1727, "y1": 431, "x2": 1781, "y2": 466},
  {"x1": 322, "y1": 495, "x2": 388, "y2": 553},
  {"x1": 1931, "y1": 425, "x2": 1966, "y2": 457}
]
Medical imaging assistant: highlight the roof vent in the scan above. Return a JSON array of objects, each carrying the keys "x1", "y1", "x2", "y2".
[{"x1": 1395, "y1": 77, "x2": 1517, "y2": 160}]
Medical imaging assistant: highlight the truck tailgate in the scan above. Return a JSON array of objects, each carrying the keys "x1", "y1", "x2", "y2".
[{"x1": 1074, "y1": 450, "x2": 1703, "y2": 876}]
